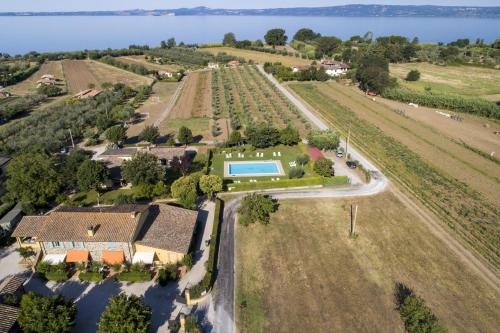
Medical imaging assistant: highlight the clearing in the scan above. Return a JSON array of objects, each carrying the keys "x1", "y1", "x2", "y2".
[
  {"x1": 117, "y1": 55, "x2": 183, "y2": 72},
  {"x1": 126, "y1": 81, "x2": 179, "y2": 140},
  {"x1": 389, "y1": 63, "x2": 500, "y2": 101},
  {"x1": 236, "y1": 193, "x2": 500, "y2": 333},
  {"x1": 6, "y1": 61, "x2": 66, "y2": 96},
  {"x1": 289, "y1": 82, "x2": 500, "y2": 269},
  {"x1": 62, "y1": 60, "x2": 153, "y2": 93},
  {"x1": 202, "y1": 47, "x2": 311, "y2": 67}
]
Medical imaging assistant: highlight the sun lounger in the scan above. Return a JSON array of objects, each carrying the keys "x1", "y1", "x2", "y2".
[
  {"x1": 273, "y1": 152, "x2": 276, "y2": 157},
  {"x1": 278, "y1": 152, "x2": 281, "y2": 157}
]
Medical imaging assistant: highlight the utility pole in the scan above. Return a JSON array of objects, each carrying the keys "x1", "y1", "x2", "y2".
[
  {"x1": 350, "y1": 204, "x2": 358, "y2": 236},
  {"x1": 68, "y1": 129, "x2": 75, "y2": 149}
]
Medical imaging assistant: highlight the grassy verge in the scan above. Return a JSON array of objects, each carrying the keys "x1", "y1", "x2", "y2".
[
  {"x1": 289, "y1": 83, "x2": 500, "y2": 269},
  {"x1": 226, "y1": 176, "x2": 348, "y2": 192},
  {"x1": 79, "y1": 272, "x2": 104, "y2": 282},
  {"x1": 115, "y1": 271, "x2": 152, "y2": 282},
  {"x1": 44, "y1": 271, "x2": 70, "y2": 282}
]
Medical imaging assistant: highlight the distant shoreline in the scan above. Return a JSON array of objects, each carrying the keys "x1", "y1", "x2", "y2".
[{"x1": 1, "y1": 5, "x2": 499, "y2": 19}]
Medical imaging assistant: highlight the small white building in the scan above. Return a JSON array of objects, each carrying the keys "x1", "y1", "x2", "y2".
[
  {"x1": 320, "y1": 60, "x2": 349, "y2": 77},
  {"x1": 208, "y1": 62, "x2": 219, "y2": 69},
  {"x1": 158, "y1": 71, "x2": 174, "y2": 78}
]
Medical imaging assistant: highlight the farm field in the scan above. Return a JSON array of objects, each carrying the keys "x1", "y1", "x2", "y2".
[
  {"x1": 389, "y1": 63, "x2": 500, "y2": 101},
  {"x1": 126, "y1": 81, "x2": 179, "y2": 139},
  {"x1": 117, "y1": 55, "x2": 183, "y2": 72},
  {"x1": 62, "y1": 60, "x2": 153, "y2": 93},
  {"x1": 213, "y1": 65, "x2": 312, "y2": 135},
  {"x1": 289, "y1": 82, "x2": 500, "y2": 269},
  {"x1": 236, "y1": 193, "x2": 500, "y2": 333},
  {"x1": 6, "y1": 61, "x2": 66, "y2": 96},
  {"x1": 202, "y1": 47, "x2": 311, "y2": 67}
]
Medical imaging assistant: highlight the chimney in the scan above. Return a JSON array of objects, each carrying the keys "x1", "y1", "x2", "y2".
[
  {"x1": 87, "y1": 225, "x2": 95, "y2": 237},
  {"x1": 130, "y1": 212, "x2": 137, "y2": 218}
]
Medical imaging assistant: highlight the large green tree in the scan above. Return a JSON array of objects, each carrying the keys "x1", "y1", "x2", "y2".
[
  {"x1": 307, "y1": 130, "x2": 340, "y2": 150},
  {"x1": 77, "y1": 160, "x2": 109, "y2": 191},
  {"x1": 171, "y1": 175, "x2": 198, "y2": 209},
  {"x1": 223, "y1": 32, "x2": 237, "y2": 46},
  {"x1": 122, "y1": 152, "x2": 164, "y2": 186},
  {"x1": 199, "y1": 175, "x2": 223, "y2": 200},
  {"x1": 315, "y1": 36, "x2": 342, "y2": 58},
  {"x1": 293, "y1": 28, "x2": 321, "y2": 42},
  {"x1": 313, "y1": 157, "x2": 334, "y2": 177},
  {"x1": 177, "y1": 126, "x2": 193, "y2": 146},
  {"x1": 5, "y1": 153, "x2": 61, "y2": 206},
  {"x1": 97, "y1": 293, "x2": 151, "y2": 333},
  {"x1": 279, "y1": 125, "x2": 300, "y2": 145},
  {"x1": 244, "y1": 124, "x2": 280, "y2": 148},
  {"x1": 238, "y1": 193, "x2": 278, "y2": 226},
  {"x1": 139, "y1": 125, "x2": 160, "y2": 144},
  {"x1": 18, "y1": 292, "x2": 77, "y2": 333},
  {"x1": 355, "y1": 54, "x2": 396, "y2": 94},
  {"x1": 106, "y1": 126, "x2": 128, "y2": 146},
  {"x1": 264, "y1": 28, "x2": 287, "y2": 46},
  {"x1": 61, "y1": 149, "x2": 91, "y2": 190}
]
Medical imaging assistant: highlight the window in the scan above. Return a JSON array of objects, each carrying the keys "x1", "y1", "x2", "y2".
[
  {"x1": 47, "y1": 241, "x2": 62, "y2": 248},
  {"x1": 107, "y1": 242, "x2": 117, "y2": 249},
  {"x1": 75, "y1": 242, "x2": 84, "y2": 248},
  {"x1": 65, "y1": 242, "x2": 74, "y2": 249}
]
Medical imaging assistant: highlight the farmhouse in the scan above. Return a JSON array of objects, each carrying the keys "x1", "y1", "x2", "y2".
[
  {"x1": 320, "y1": 60, "x2": 349, "y2": 77},
  {"x1": 207, "y1": 62, "x2": 219, "y2": 69},
  {"x1": 36, "y1": 77, "x2": 57, "y2": 86},
  {"x1": 73, "y1": 89, "x2": 102, "y2": 99},
  {"x1": 158, "y1": 70, "x2": 174, "y2": 78},
  {"x1": 11, "y1": 204, "x2": 198, "y2": 266},
  {"x1": 228, "y1": 60, "x2": 240, "y2": 68},
  {"x1": 97, "y1": 146, "x2": 187, "y2": 167}
]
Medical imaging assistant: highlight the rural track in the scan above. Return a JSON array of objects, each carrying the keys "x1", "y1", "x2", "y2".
[
  {"x1": 213, "y1": 66, "x2": 500, "y2": 333},
  {"x1": 154, "y1": 77, "x2": 185, "y2": 127}
]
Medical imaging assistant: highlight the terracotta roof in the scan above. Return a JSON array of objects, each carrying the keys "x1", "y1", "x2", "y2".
[
  {"x1": 100, "y1": 147, "x2": 186, "y2": 160},
  {"x1": 102, "y1": 250, "x2": 125, "y2": 264},
  {"x1": 0, "y1": 274, "x2": 27, "y2": 296},
  {"x1": 66, "y1": 250, "x2": 89, "y2": 263},
  {"x1": 33, "y1": 205, "x2": 149, "y2": 242},
  {"x1": 0, "y1": 304, "x2": 19, "y2": 333},
  {"x1": 11, "y1": 216, "x2": 48, "y2": 238},
  {"x1": 135, "y1": 204, "x2": 198, "y2": 254}
]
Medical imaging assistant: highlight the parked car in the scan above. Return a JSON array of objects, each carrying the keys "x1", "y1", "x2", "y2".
[
  {"x1": 336, "y1": 151, "x2": 343, "y2": 158},
  {"x1": 346, "y1": 160, "x2": 357, "y2": 169}
]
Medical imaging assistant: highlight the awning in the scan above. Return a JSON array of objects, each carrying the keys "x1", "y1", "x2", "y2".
[
  {"x1": 66, "y1": 250, "x2": 89, "y2": 263},
  {"x1": 42, "y1": 254, "x2": 66, "y2": 265},
  {"x1": 102, "y1": 250, "x2": 125, "y2": 265},
  {"x1": 132, "y1": 252, "x2": 155, "y2": 265}
]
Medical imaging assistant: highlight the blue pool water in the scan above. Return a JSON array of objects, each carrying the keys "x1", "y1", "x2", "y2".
[{"x1": 228, "y1": 162, "x2": 280, "y2": 176}]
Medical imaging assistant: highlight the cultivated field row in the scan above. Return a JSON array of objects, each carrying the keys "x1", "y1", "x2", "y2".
[{"x1": 290, "y1": 83, "x2": 500, "y2": 269}]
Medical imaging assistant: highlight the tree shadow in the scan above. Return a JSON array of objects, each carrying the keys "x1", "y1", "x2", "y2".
[
  {"x1": 190, "y1": 207, "x2": 208, "y2": 263},
  {"x1": 394, "y1": 281, "x2": 413, "y2": 310},
  {"x1": 143, "y1": 282, "x2": 179, "y2": 332},
  {"x1": 124, "y1": 135, "x2": 140, "y2": 145},
  {"x1": 53, "y1": 280, "x2": 89, "y2": 301},
  {"x1": 192, "y1": 302, "x2": 214, "y2": 333},
  {"x1": 73, "y1": 279, "x2": 122, "y2": 332}
]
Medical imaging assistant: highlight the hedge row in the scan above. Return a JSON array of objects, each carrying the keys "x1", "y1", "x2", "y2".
[
  {"x1": 382, "y1": 88, "x2": 500, "y2": 119},
  {"x1": 115, "y1": 271, "x2": 151, "y2": 282},
  {"x1": 226, "y1": 176, "x2": 349, "y2": 192},
  {"x1": 44, "y1": 271, "x2": 70, "y2": 282},
  {"x1": 79, "y1": 272, "x2": 104, "y2": 282}
]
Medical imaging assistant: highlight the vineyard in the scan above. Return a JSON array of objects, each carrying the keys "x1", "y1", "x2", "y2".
[{"x1": 211, "y1": 65, "x2": 311, "y2": 136}]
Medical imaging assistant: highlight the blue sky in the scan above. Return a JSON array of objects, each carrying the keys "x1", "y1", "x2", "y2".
[{"x1": 1, "y1": 1, "x2": 499, "y2": 11}]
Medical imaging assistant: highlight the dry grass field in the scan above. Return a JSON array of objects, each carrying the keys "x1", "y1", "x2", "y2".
[
  {"x1": 389, "y1": 63, "x2": 500, "y2": 100},
  {"x1": 6, "y1": 61, "x2": 66, "y2": 96},
  {"x1": 126, "y1": 81, "x2": 179, "y2": 139},
  {"x1": 62, "y1": 60, "x2": 153, "y2": 93},
  {"x1": 203, "y1": 47, "x2": 311, "y2": 67},
  {"x1": 236, "y1": 193, "x2": 500, "y2": 333},
  {"x1": 289, "y1": 82, "x2": 499, "y2": 269},
  {"x1": 117, "y1": 55, "x2": 182, "y2": 72}
]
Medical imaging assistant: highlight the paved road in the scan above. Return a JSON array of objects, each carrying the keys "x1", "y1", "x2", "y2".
[{"x1": 213, "y1": 67, "x2": 390, "y2": 333}]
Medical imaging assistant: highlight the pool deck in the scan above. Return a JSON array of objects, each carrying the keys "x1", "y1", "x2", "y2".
[{"x1": 224, "y1": 160, "x2": 285, "y2": 178}]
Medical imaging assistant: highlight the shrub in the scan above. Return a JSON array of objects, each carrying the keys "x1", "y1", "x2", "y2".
[
  {"x1": 182, "y1": 253, "x2": 193, "y2": 269},
  {"x1": 296, "y1": 154, "x2": 310, "y2": 166},
  {"x1": 314, "y1": 157, "x2": 334, "y2": 177},
  {"x1": 37, "y1": 84, "x2": 63, "y2": 97},
  {"x1": 405, "y1": 69, "x2": 421, "y2": 81},
  {"x1": 238, "y1": 193, "x2": 278, "y2": 226},
  {"x1": 44, "y1": 271, "x2": 70, "y2": 282},
  {"x1": 79, "y1": 272, "x2": 104, "y2": 282},
  {"x1": 115, "y1": 271, "x2": 151, "y2": 282},
  {"x1": 307, "y1": 130, "x2": 340, "y2": 150},
  {"x1": 158, "y1": 264, "x2": 178, "y2": 286},
  {"x1": 288, "y1": 167, "x2": 305, "y2": 179}
]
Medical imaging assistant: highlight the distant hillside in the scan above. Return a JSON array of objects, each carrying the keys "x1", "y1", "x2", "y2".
[{"x1": 1, "y1": 5, "x2": 500, "y2": 18}]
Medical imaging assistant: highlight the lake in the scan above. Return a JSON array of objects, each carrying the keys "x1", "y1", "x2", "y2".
[{"x1": 1, "y1": 15, "x2": 499, "y2": 54}]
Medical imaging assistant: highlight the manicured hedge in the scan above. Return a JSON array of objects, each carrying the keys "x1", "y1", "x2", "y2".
[
  {"x1": 382, "y1": 88, "x2": 500, "y2": 119},
  {"x1": 79, "y1": 272, "x2": 104, "y2": 282},
  {"x1": 115, "y1": 271, "x2": 151, "y2": 282},
  {"x1": 226, "y1": 176, "x2": 349, "y2": 192},
  {"x1": 44, "y1": 271, "x2": 70, "y2": 282}
]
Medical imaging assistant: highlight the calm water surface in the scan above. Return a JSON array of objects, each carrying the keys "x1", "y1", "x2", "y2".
[{"x1": 1, "y1": 16, "x2": 499, "y2": 54}]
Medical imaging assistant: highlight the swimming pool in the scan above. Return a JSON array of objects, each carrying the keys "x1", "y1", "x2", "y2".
[{"x1": 225, "y1": 161, "x2": 284, "y2": 177}]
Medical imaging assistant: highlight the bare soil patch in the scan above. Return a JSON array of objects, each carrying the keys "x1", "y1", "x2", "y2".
[
  {"x1": 169, "y1": 71, "x2": 211, "y2": 119},
  {"x1": 86, "y1": 60, "x2": 153, "y2": 88},
  {"x1": 117, "y1": 55, "x2": 182, "y2": 72},
  {"x1": 62, "y1": 60, "x2": 100, "y2": 93},
  {"x1": 236, "y1": 193, "x2": 500, "y2": 333}
]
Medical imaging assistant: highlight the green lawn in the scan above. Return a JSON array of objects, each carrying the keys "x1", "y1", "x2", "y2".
[
  {"x1": 163, "y1": 117, "x2": 210, "y2": 140},
  {"x1": 66, "y1": 188, "x2": 141, "y2": 207}
]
